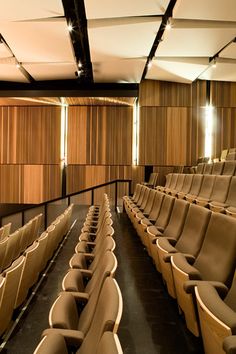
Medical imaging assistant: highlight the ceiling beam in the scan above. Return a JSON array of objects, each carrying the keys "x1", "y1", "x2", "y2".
[{"x1": 0, "y1": 81, "x2": 138, "y2": 97}]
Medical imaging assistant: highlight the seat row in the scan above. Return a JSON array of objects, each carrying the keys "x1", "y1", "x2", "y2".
[
  {"x1": 158, "y1": 173, "x2": 236, "y2": 216},
  {"x1": 141, "y1": 172, "x2": 159, "y2": 188},
  {"x1": 123, "y1": 186, "x2": 236, "y2": 354},
  {"x1": 33, "y1": 194, "x2": 123, "y2": 354},
  {"x1": 194, "y1": 160, "x2": 236, "y2": 175},
  {"x1": 0, "y1": 214, "x2": 43, "y2": 273},
  {"x1": 0, "y1": 204, "x2": 73, "y2": 337}
]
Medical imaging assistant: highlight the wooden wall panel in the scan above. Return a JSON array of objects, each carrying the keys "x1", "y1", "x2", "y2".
[
  {"x1": 211, "y1": 81, "x2": 236, "y2": 107},
  {"x1": 139, "y1": 79, "x2": 192, "y2": 107},
  {"x1": 67, "y1": 106, "x2": 133, "y2": 165},
  {"x1": 0, "y1": 106, "x2": 61, "y2": 164}
]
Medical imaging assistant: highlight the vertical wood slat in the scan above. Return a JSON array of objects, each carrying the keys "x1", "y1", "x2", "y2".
[
  {"x1": 67, "y1": 106, "x2": 133, "y2": 165},
  {"x1": 0, "y1": 106, "x2": 61, "y2": 164}
]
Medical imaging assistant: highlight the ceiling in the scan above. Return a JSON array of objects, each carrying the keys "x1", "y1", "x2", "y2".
[{"x1": 0, "y1": 0, "x2": 235, "y2": 92}]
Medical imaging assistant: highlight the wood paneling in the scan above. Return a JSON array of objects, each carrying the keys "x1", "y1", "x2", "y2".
[
  {"x1": 211, "y1": 81, "x2": 236, "y2": 108},
  {"x1": 65, "y1": 97, "x2": 135, "y2": 106},
  {"x1": 0, "y1": 106, "x2": 61, "y2": 164},
  {"x1": 67, "y1": 106, "x2": 132, "y2": 165},
  {"x1": 0, "y1": 164, "x2": 61, "y2": 204},
  {"x1": 139, "y1": 79, "x2": 192, "y2": 107}
]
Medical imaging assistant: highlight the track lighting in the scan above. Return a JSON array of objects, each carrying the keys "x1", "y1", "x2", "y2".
[
  {"x1": 165, "y1": 19, "x2": 172, "y2": 31},
  {"x1": 212, "y1": 59, "x2": 217, "y2": 68},
  {"x1": 68, "y1": 23, "x2": 73, "y2": 32}
]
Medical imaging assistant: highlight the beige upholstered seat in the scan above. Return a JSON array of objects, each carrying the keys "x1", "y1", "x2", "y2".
[
  {"x1": 195, "y1": 269, "x2": 236, "y2": 354},
  {"x1": 192, "y1": 175, "x2": 216, "y2": 205},
  {"x1": 0, "y1": 255, "x2": 25, "y2": 335},
  {"x1": 223, "y1": 336, "x2": 236, "y2": 354},
  {"x1": 176, "y1": 174, "x2": 193, "y2": 199},
  {"x1": 169, "y1": 174, "x2": 186, "y2": 196},
  {"x1": 171, "y1": 212, "x2": 236, "y2": 336},
  {"x1": 33, "y1": 331, "x2": 123, "y2": 354},
  {"x1": 156, "y1": 204, "x2": 211, "y2": 298},
  {"x1": 147, "y1": 199, "x2": 190, "y2": 271},
  {"x1": 1, "y1": 230, "x2": 20, "y2": 270},
  {"x1": 42, "y1": 277, "x2": 123, "y2": 352},
  {"x1": 0, "y1": 223, "x2": 11, "y2": 241},
  {"x1": 181, "y1": 174, "x2": 203, "y2": 202},
  {"x1": 212, "y1": 161, "x2": 225, "y2": 175},
  {"x1": 223, "y1": 161, "x2": 236, "y2": 175},
  {"x1": 0, "y1": 236, "x2": 8, "y2": 272},
  {"x1": 203, "y1": 163, "x2": 213, "y2": 174},
  {"x1": 132, "y1": 189, "x2": 156, "y2": 230},
  {"x1": 196, "y1": 163, "x2": 205, "y2": 174},
  {"x1": 156, "y1": 173, "x2": 172, "y2": 192},
  {"x1": 162, "y1": 174, "x2": 179, "y2": 194},
  {"x1": 210, "y1": 176, "x2": 236, "y2": 214},
  {"x1": 208, "y1": 175, "x2": 232, "y2": 211}
]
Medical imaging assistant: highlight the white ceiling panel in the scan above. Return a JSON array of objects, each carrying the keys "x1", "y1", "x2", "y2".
[
  {"x1": 173, "y1": 0, "x2": 236, "y2": 22},
  {"x1": 0, "y1": 42, "x2": 13, "y2": 59},
  {"x1": 156, "y1": 23, "x2": 236, "y2": 57},
  {"x1": 219, "y1": 42, "x2": 236, "y2": 59},
  {"x1": 146, "y1": 57, "x2": 209, "y2": 83},
  {"x1": 88, "y1": 17, "x2": 162, "y2": 62},
  {"x1": 85, "y1": 0, "x2": 170, "y2": 19},
  {"x1": 93, "y1": 59, "x2": 146, "y2": 83},
  {"x1": 0, "y1": 0, "x2": 64, "y2": 21},
  {"x1": 24, "y1": 63, "x2": 78, "y2": 81},
  {"x1": 0, "y1": 19, "x2": 75, "y2": 63},
  {"x1": 0, "y1": 64, "x2": 29, "y2": 82},
  {"x1": 199, "y1": 61, "x2": 236, "y2": 81}
]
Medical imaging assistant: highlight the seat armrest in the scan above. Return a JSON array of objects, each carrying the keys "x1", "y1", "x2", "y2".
[
  {"x1": 42, "y1": 328, "x2": 84, "y2": 347},
  {"x1": 171, "y1": 253, "x2": 201, "y2": 280},
  {"x1": 157, "y1": 238, "x2": 177, "y2": 254},
  {"x1": 59, "y1": 291, "x2": 89, "y2": 303},
  {"x1": 223, "y1": 336, "x2": 236, "y2": 354},
  {"x1": 83, "y1": 253, "x2": 95, "y2": 261},
  {"x1": 184, "y1": 280, "x2": 228, "y2": 295},
  {"x1": 80, "y1": 269, "x2": 93, "y2": 278}
]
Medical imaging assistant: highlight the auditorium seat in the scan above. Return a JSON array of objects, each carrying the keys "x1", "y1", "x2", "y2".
[
  {"x1": 223, "y1": 161, "x2": 236, "y2": 175},
  {"x1": 147, "y1": 198, "x2": 190, "y2": 271},
  {"x1": 33, "y1": 331, "x2": 123, "y2": 354},
  {"x1": 203, "y1": 163, "x2": 213, "y2": 174},
  {"x1": 196, "y1": 163, "x2": 205, "y2": 174},
  {"x1": 1, "y1": 230, "x2": 20, "y2": 270},
  {"x1": 162, "y1": 173, "x2": 179, "y2": 194},
  {"x1": 176, "y1": 174, "x2": 193, "y2": 198},
  {"x1": 221, "y1": 149, "x2": 229, "y2": 161},
  {"x1": 142, "y1": 172, "x2": 158, "y2": 188},
  {"x1": 42, "y1": 277, "x2": 123, "y2": 349},
  {"x1": 156, "y1": 204, "x2": 211, "y2": 298},
  {"x1": 195, "y1": 175, "x2": 216, "y2": 206},
  {"x1": 156, "y1": 173, "x2": 172, "y2": 192},
  {"x1": 223, "y1": 336, "x2": 236, "y2": 354},
  {"x1": 183, "y1": 174, "x2": 203, "y2": 202},
  {"x1": 140, "y1": 194, "x2": 175, "y2": 249},
  {"x1": 169, "y1": 174, "x2": 186, "y2": 196},
  {"x1": 132, "y1": 188, "x2": 156, "y2": 229},
  {"x1": 210, "y1": 176, "x2": 236, "y2": 214},
  {"x1": 0, "y1": 223, "x2": 11, "y2": 241},
  {"x1": 195, "y1": 269, "x2": 236, "y2": 354},
  {"x1": 212, "y1": 161, "x2": 225, "y2": 175},
  {"x1": 208, "y1": 175, "x2": 232, "y2": 211},
  {"x1": 0, "y1": 255, "x2": 25, "y2": 335},
  {"x1": 171, "y1": 212, "x2": 236, "y2": 336}
]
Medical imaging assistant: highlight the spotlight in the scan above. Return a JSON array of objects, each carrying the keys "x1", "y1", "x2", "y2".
[
  {"x1": 212, "y1": 59, "x2": 217, "y2": 68},
  {"x1": 68, "y1": 23, "x2": 73, "y2": 32},
  {"x1": 147, "y1": 60, "x2": 153, "y2": 70},
  {"x1": 165, "y1": 20, "x2": 172, "y2": 30},
  {"x1": 78, "y1": 61, "x2": 82, "y2": 69}
]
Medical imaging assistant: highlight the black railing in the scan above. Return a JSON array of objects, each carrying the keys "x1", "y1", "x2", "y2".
[{"x1": 0, "y1": 179, "x2": 132, "y2": 229}]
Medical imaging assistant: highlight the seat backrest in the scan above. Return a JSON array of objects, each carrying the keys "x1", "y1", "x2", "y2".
[
  {"x1": 96, "y1": 332, "x2": 123, "y2": 354},
  {"x1": 226, "y1": 152, "x2": 236, "y2": 161},
  {"x1": 176, "y1": 204, "x2": 211, "y2": 256},
  {"x1": 155, "y1": 195, "x2": 175, "y2": 230},
  {"x1": 143, "y1": 189, "x2": 156, "y2": 215},
  {"x1": 212, "y1": 161, "x2": 224, "y2": 175},
  {"x1": 221, "y1": 149, "x2": 229, "y2": 161},
  {"x1": 188, "y1": 174, "x2": 203, "y2": 196},
  {"x1": 173, "y1": 174, "x2": 185, "y2": 191},
  {"x1": 197, "y1": 175, "x2": 216, "y2": 199},
  {"x1": 148, "y1": 191, "x2": 164, "y2": 220},
  {"x1": 33, "y1": 333, "x2": 68, "y2": 354},
  {"x1": 226, "y1": 176, "x2": 236, "y2": 207},
  {"x1": 163, "y1": 199, "x2": 190, "y2": 240},
  {"x1": 78, "y1": 278, "x2": 122, "y2": 354},
  {"x1": 132, "y1": 184, "x2": 142, "y2": 203},
  {"x1": 0, "y1": 237, "x2": 8, "y2": 272},
  {"x1": 196, "y1": 163, "x2": 205, "y2": 174},
  {"x1": 139, "y1": 187, "x2": 150, "y2": 210},
  {"x1": 194, "y1": 213, "x2": 236, "y2": 286},
  {"x1": 223, "y1": 161, "x2": 236, "y2": 175},
  {"x1": 203, "y1": 163, "x2": 213, "y2": 175},
  {"x1": 168, "y1": 174, "x2": 179, "y2": 189},
  {"x1": 1, "y1": 230, "x2": 20, "y2": 270},
  {"x1": 165, "y1": 174, "x2": 173, "y2": 188},
  {"x1": 148, "y1": 173, "x2": 155, "y2": 185},
  {"x1": 0, "y1": 223, "x2": 11, "y2": 241},
  {"x1": 179, "y1": 174, "x2": 193, "y2": 194},
  {"x1": 49, "y1": 292, "x2": 79, "y2": 330},
  {"x1": 210, "y1": 175, "x2": 231, "y2": 203}
]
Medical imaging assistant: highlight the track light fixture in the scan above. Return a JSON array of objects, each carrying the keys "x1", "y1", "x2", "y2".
[{"x1": 67, "y1": 22, "x2": 73, "y2": 32}]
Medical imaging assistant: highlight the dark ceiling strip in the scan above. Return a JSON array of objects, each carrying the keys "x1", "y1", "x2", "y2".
[
  {"x1": 0, "y1": 81, "x2": 138, "y2": 97},
  {"x1": 209, "y1": 36, "x2": 236, "y2": 62},
  {"x1": 62, "y1": 0, "x2": 93, "y2": 83},
  {"x1": 141, "y1": 0, "x2": 178, "y2": 81}
]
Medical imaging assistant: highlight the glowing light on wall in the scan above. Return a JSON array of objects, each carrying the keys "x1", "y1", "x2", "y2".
[
  {"x1": 60, "y1": 98, "x2": 68, "y2": 167},
  {"x1": 132, "y1": 98, "x2": 140, "y2": 165},
  {"x1": 204, "y1": 105, "x2": 214, "y2": 158}
]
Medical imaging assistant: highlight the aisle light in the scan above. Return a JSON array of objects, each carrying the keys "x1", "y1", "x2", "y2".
[
  {"x1": 60, "y1": 98, "x2": 68, "y2": 167},
  {"x1": 132, "y1": 99, "x2": 140, "y2": 165},
  {"x1": 204, "y1": 105, "x2": 214, "y2": 159}
]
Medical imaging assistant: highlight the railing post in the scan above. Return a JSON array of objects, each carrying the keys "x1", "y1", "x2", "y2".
[
  {"x1": 128, "y1": 180, "x2": 132, "y2": 196},
  {"x1": 115, "y1": 181, "x2": 118, "y2": 211},
  {"x1": 91, "y1": 189, "x2": 94, "y2": 206}
]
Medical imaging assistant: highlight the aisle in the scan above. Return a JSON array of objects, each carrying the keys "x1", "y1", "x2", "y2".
[{"x1": 114, "y1": 211, "x2": 204, "y2": 354}]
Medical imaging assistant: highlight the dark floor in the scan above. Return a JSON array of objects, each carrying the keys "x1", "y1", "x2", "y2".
[{"x1": 1, "y1": 206, "x2": 204, "y2": 354}]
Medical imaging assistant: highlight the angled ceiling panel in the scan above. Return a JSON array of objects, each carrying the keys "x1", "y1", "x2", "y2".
[
  {"x1": 0, "y1": 0, "x2": 64, "y2": 21},
  {"x1": 173, "y1": 0, "x2": 236, "y2": 22},
  {"x1": 24, "y1": 63, "x2": 78, "y2": 81},
  {"x1": 0, "y1": 42, "x2": 13, "y2": 59},
  {"x1": 93, "y1": 59, "x2": 146, "y2": 83},
  {"x1": 85, "y1": 0, "x2": 170, "y2": 19},
  {"x1": 88, "y1": 17, "x2": 162, "y2": 62},
  {"x1": 0, "y1": 64, "x2": 29, "y2": 82},
  {"x1": 199, "y1": 61, "x2": 236, "y2": 81},
  {"x1": 0, "y1": 19, "x2": 75, "y2": 63},
  {"x1": 156, "y1": 22, "x2": 236, "y2": 57},
  {"x1": 219, "y1": 42, "x2": 236, "y2": 59},
  {"x1": 146, "y1": 57, "x2": 209, "y2": 83}
]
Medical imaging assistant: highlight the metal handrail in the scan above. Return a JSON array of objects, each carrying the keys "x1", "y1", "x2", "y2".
[{"x1": 0, "y1": 179, "x2": 132, "y2": 228}]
